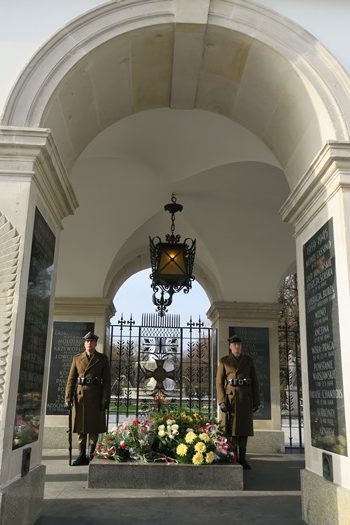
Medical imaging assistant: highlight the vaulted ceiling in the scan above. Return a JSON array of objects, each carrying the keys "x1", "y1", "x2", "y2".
[{"x1": 39, "y1": 22, "x2": 311, "y2": 304}]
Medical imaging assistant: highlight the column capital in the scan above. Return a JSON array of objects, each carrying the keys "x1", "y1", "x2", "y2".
[
  {"x1": 207, "y1": 301, "x2": 280, "y2": 323},
  {"x1": 0, "y1": 126, "x2": 78, "y2": 228},
  {"x1": 280, "y1": 141, "x2": 350, "y2": 235},
  {"x1": 54, "y1": 297, "x2": 116, "y2": 322}
]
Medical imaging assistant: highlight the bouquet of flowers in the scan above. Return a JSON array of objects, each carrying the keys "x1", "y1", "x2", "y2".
[
  {"x1": 151, "y1": 409, "x2": 237, "y2": 465},
  {"x1": 95, "y1": 418, "x2": 155, "y2": 462},
  {"x1": 94, "y1": 408, "x2": 237, "y2": 465}
]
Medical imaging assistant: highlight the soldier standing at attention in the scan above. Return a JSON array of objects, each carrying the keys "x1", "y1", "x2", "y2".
[
  {"x1": 216, "y1": 334, "x2": 260, "y2": 470},
  {"x1": 65, "y1": 331, "x2": 111, "y2": 466}
]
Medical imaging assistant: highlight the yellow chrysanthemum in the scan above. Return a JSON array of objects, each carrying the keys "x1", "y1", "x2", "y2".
[
  {"x1": 185, "y1": 431, "x2": 197, "y2": 444},
  {"x1": 205, "y1": 451, "x2": 216, "y2": 464},
  {"x1": 176, "y1": 443, "x2": 188, "y2": 457},
  {"x1": 199, "y1": 433, "x2": 210, "y2": 442},
  {"x1": 194, "y1": 441, "x2": 206, "y2": 453},
  {"x1": 193, "y1": 413, "x2": 200, "y2": 420},
  {"x1": 192, "y1": 452, "x2": 203, "y2": 465}
]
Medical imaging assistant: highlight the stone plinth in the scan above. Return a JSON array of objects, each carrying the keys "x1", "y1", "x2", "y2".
[
  {"x1": 44, "y1": 425, "x2": 78, "y2": 449},
  {"x1": 0, "y1": 465, "x2": 46, "y2": 525},
  {"x1": 249, "y1": 430, "x2": 285, "y2": 453},
  {"x1": 88, "y1": 461, "x2": 243, "y2": 490},
  {"x1": 301, "y1": 469, "x2": 350, "y2": 525}
]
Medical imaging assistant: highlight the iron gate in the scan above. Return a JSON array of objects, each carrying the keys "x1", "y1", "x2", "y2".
[
  {"x1": 279, "y1": 323, "x2": 303, "y2": 448},
  {"x1": 278, "y1": 273, "x2": 304, "y2": 449},
  {"x1": 108, "y1": 314, "x2": 217, "y2": 426}
]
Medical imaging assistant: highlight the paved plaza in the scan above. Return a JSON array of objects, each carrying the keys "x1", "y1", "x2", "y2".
[{"x1": 36, "y1": 450, "x2": 305, "y2": 525}]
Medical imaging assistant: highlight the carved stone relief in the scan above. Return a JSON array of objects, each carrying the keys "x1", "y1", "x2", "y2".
[{"x1": 0, "y1": 211, "x2": 20, "y2": 416}]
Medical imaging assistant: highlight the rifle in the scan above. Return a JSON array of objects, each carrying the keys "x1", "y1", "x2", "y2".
[
  {"x1": 67, "y1": 402, "x2": 73, "y2": 466},
  {"x1": 225, "y1": 397, "x2": 230, "y2": 438},
  {"x1": 66, "y1": 383, "x2": 77, "y2": 466}
]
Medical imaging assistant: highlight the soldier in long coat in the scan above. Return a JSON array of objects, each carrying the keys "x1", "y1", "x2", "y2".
[
  {"x1": 65, "y1": 331, "x2": 111, "y2": 466},
  {"x1": 216, "y1": 334, "x2": 259, "y2": 469}
]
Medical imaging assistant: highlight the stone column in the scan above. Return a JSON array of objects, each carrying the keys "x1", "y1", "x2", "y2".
[
  {"x1": 207, "y1": 301, "x2": 284, "y2": 454},
  {"x1": 43, "y1": 297, "x2": 115, "y2": 448},
  {"x1": 0, "y1": 128, "x2": 77, "y2": 525},
  {"x1": 280, "y1": 142, "x2": 350, "y2": 525}
]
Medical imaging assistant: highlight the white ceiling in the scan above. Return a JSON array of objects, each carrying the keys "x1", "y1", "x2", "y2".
[
  {"x1": 33, "y1": 20, "x2": 308, "y2": 306},
  {"x1": 55, "y1": 108, "x2": 295, "y2": 303},
  {"x1": 42, "y1": 24, "x2": 320, "y2": 188}
]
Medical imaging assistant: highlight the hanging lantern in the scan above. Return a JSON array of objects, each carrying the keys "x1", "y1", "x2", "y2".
[{"x1": 149, "y1": 194, "x2": 196, "y2": 316}]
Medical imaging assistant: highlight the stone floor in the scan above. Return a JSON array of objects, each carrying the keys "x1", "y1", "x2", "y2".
[{"x1": 36, "y1": 449, "x2": 305, "y2": 525}]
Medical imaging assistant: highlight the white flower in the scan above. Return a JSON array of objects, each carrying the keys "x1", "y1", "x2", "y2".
[
  {"x1": 171, "y1": 424, "x2": 179, "y2": 432},
  {"x1": 158, "y1": 429, "x2": 166, "y2": 437},
  {"x1": 166, "y1": 419, "x2": 175, "y2": 426},
  {"x1": 158, "y1": 424, "x2": 165, "y2": 430}
]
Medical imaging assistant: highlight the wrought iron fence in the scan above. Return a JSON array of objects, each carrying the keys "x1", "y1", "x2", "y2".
[
  {"x1": 108, "y1": 313, "x2": 217, "y2": 426},
  {"x1": 278, "y1": 273, "x2": 303, "y2": 449},
  {"x1": 279, "y1": 322, "x2": 303, "y2": 448}
]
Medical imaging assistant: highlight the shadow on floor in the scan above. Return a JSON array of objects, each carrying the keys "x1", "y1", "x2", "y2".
[{"x1": 244, "y1": 456, "x2": 305, "y2": 491}]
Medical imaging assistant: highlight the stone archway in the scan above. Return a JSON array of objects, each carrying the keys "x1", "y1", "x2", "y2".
[
  {"x1": 2, "y1": 2, "x2": 350, "y2": 524},
  {"x1": 2, "y1": 0, "x2": 350, "y2": 184}
]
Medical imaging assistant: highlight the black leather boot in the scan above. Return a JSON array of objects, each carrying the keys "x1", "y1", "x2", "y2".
[
  {"x1": 238, "y1": 447, "x2": 251, "y2": 470},
  {"x1": 89, "y1": 443, "x2": 96, "y2": 462},
  {"x1": 72, "y1": 443, "x2": 89, "y2": 466}
]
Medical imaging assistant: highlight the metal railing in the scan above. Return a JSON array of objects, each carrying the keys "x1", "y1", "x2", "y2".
[{"x1": 108, "y1": 313, "x2": 217, "y2": 426}]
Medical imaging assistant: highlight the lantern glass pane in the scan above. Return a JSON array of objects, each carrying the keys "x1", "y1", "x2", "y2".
[{"x1": 157, "y1": 245, "x2": 187, "y2": 275}]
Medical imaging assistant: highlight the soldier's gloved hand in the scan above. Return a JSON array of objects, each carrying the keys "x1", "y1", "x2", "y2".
[
  {"x1": 219, "y1": 402, "x2": 228, "y2": 413},
  {"x1": 64, "y1": 401, "x2": 72, "y2": 410},
  {"x1": 253, "y1": 404, "x2": 260, "y2": 413}
]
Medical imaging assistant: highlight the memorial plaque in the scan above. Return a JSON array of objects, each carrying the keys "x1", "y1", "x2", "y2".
[
  {"x1": 46, "y1": 321, "x2": 95, "y2": 415},
  {"x1": 303, "y1": 218, "x2": 347, "y2": 456},
  {"x1": 229, "y1": 326, "x2": 271, "y2": 420},
  {"x1": 13, "y1": 208, "x2": 55, "y2": 449}
]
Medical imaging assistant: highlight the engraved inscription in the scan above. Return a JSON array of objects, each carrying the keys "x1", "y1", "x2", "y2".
[
  {"x1": 13, "y1": 208, "x2": 55, "y2": 449},
  {"x1": 229, "y1": 326, "x2": 271, "y2": 420},
  {"x1": 303, "y1": 218, "x2": 347, "y2": 456},
  {"x1": 46, "y1": 321, "x2": 95, "y2": 415}
]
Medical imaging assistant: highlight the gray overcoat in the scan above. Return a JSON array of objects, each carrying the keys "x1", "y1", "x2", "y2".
[
  {"x1": 216, "y1": 353, "x2": 260, "y2": 436},
  {"x1": 65, "y1": 351, "x2": 111, "y2": 434}
]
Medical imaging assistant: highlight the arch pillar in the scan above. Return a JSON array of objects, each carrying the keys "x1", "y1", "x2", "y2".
[
  {"x1": 0, "y1": 127, "x2": 77, "y2": 524},
  {"x1": 43, "y1": 297, "x2": 115, "y2": 449},
  {"x1": 207, "y1": 301, "x2": 284, "y2": 454},
  {"x1": 281, "y1": 141, "x2": 350, "y2": 525}
]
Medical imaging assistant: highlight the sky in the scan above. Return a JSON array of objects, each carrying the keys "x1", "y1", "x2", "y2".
[{"x1": 110, "y1": 268, "x2": 211, "y2": 327}]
